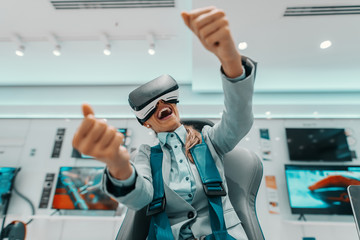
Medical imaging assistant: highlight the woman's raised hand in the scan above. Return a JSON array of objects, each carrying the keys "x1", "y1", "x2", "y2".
[
  {"x1": 181, "y1": 6, "x2": 243, "y2": 78},
  {"x1": 72, "y1": 103, "x2": 132, "y2": 180}
]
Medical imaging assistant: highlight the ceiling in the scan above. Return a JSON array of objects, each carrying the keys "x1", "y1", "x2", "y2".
[{"x1": 0, "y1": 0, "x2": 359, "y2": 92}]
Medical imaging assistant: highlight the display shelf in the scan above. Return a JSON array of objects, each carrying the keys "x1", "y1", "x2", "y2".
[
  {"x1": 4, "y1": 214, "x2": 126, "y2": 222},
  {"x1": 283, "y1": 219, "x2": 356, "y2": 226}
]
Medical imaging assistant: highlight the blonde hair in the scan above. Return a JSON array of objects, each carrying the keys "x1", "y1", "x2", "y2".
[{"x1": 184, "y1": 125, "x2": 202, "y2": 163}]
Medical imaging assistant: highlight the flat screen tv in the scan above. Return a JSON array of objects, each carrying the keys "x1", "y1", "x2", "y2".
[
  {"x1": 72, "y1": 128, "x2": 127, "y2": 159},
  {"x1": 52, "y1": 166, "x2": 118, "y2": 210},
  {"x1": 285, "y1": 164, "x2": 360, "y2": 215},
  {"x1": 0, "y1": 167, "x2": 19, "y2": 216},
  {"x1": 285, "y1": 128, "x2": 352, "y2": 161}
]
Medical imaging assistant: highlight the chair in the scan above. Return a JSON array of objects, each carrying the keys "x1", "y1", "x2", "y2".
[{"x1": 116, "y1": 119, "x2": 264, "y2": 240}]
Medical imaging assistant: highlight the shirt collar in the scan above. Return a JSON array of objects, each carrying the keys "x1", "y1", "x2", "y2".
[{"x1": 158, "y1": 125, "x2": 187, "y2": 146}]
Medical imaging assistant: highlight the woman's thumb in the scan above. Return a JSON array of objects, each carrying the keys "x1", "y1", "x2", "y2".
[
  {"x1": 181, "y1": 11, "x2": 191, "y2": 29},
  {"x1": 82, "y1": 103, "x2": 95, "y2": 117}
]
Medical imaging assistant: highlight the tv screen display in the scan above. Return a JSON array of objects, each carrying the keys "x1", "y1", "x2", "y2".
[
  {"x1": 72, "y1": 128, "x2": 127, "y2": 159},
  {"x1": 0, "y1": 167, "x2": 19, "y2": 216},
  {"x1": 52, "y1": 166, "x2": 118, "y2": 210},
  {"x1": 285, "y1": 128, "x2": 352, "y2": 161},
  {"x1": 285, "y1": 164, "x2": 360, "y2": 215}
]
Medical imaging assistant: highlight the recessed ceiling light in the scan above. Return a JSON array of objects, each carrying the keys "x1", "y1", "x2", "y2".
[
  {"x1": 320, "y1": 40, "x2": 332, "y2": 49},
  {"x1": 238, "y1": 42, "x2": 248, "y2": 50}
]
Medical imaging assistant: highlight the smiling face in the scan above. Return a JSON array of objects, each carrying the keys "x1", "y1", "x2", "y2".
[{"x1": 144, "y1": 100, "x2": 181, "y2": 133}]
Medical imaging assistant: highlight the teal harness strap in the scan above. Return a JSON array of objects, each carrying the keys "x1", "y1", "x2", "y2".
[
  {"x1": 190, "y1": 137, "x2": 236, "y2": 240},
  {"x1": 147, "y1": 144, "x2": 174, "y2": 240},
  {"x1": 147, "y1": 138, "x2": 236, "y2": 240}
]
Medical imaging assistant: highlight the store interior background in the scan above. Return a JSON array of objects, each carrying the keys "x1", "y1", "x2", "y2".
[{"x1": 1, "y1": 0, "x2": 360, "y2": 239}]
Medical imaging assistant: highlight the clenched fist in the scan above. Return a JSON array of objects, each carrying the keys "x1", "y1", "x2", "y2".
[
  {"x1": 72, "y1": 103, "x2": 132, "y2": 180},
  {"x1": 181, "y1": 6, "x2": 243, "y2": 78}
]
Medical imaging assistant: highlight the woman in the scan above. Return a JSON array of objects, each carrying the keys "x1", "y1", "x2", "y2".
[{"x1": 73, "y1": 6, "x2": 256, "y2": 240}]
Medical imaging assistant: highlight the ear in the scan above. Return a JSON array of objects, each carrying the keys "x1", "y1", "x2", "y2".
[{"x1": 144, "y1": 122, "x2": 151, "y2": 128}]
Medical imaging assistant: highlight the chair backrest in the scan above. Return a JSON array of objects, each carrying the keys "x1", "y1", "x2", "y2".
[
  {"x1": 224, "y1": 147, "x2": 265, "y2": 240},
  {"x1": 116, "y1": 119, "x2": 264, "y2": 240}
]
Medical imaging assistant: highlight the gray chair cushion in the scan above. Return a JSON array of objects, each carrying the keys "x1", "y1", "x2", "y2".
[{"x1": 224, "y1": 147, "x2": 265, "y2": 240}]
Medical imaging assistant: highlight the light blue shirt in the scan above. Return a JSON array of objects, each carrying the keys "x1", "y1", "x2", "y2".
[{"x1": 157, "y1": 125, "x2": 196, "y2": 203}]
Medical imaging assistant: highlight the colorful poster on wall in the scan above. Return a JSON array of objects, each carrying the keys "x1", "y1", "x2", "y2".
[
  {"x1": 259, "y1": 128, "x2": 272, "y2": 161},
  {"x1": 265, "y1": 175, "x2": 280, "y2": 214}
]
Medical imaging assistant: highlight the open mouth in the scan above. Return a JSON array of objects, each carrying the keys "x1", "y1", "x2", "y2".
[{"x1": 157, "y1": 106, "x2": 173, "y2": 120}]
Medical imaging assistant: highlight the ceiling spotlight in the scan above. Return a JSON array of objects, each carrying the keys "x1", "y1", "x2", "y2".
[
  {"x1": 15, "y1": 45, "x2": 25, "y2": 57},
  {"x1": 100, "y1": 33, "x2": 111, "y2": 56},
  {"x1": 103, "y1": 44, "x2": 111, "y2": 56},
  {"x1": 53, "y1": 45, "x2": 61, "y2": 56},
  {"x1": 148, "y1": 44, "x2": 155, "y2": 55},
  {"x1": 238, "y1": 42, "x2": 248, "y2": 50},
  {"x1": 147, "y1": 33, "x2": 156, "y2": 55},
  {"x1": 320, "y1": 40, "x2": 332, "y2": 49},
  {"x1": 12, "y1": 34, "x2": 25, "y2": 57},
  {"x1": 48, "y1": 34, "x2": 62, "y2": 56}
]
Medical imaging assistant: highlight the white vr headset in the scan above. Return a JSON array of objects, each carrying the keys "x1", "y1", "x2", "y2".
[{"x1": 128, "y1": 74, "x2": 179, "y2": 124}]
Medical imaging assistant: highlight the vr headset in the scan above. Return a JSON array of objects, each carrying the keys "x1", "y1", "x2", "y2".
[{"x1": 128, "y1": 74, "x2": 179, "y2": 124}]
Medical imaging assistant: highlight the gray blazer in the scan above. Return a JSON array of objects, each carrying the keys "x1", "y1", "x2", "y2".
[{"x1": 102, "y1": 57, "x2": 256, "y2": 240}]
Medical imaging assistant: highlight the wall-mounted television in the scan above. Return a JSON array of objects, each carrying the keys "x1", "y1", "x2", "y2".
[
  {"x1": 72, "y1": 128, "x2": 127, "y2": 159},
  {"x1": 285, "y1": 164, "x2": 360, "y2": 215},
  {"x1": 0, "y1": 167, "x2": 20, "y2": 216},
  {"x1": 285, "y1": 128, "x2": 352, "y2": 161},
  {"x1": 52, "y1": 166, "x2": 118, "y2": 210}
]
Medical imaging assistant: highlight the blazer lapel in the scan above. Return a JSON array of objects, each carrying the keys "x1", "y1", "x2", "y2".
[
  {"x1": 160, "y1": 146, "x2": 194, "y2": 212},
  {"x1": 164, "y1": 184, "x2": 194, "y2": 214}
]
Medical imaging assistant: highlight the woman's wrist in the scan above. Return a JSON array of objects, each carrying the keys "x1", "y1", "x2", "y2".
[
  {"x1": 108, "y1": 162, "x2": 133, "y2": 180},
  {"x1": 220, "y1": 53, "x2": 243, "y2": 78}
]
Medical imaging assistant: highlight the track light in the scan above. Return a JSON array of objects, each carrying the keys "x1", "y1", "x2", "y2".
[
  {"x1": 15, "y1": 45, "x2": 25, "y2": 57},
  {"x1": 53, "y1": 45, "x2": 61, "y2": 56},
  {"x1": 12, "y1": 34, "x2": 25, "y2": 57},
  {"x1": 48, "y1": 34, "x2": 62, "y2": 56},
  {"x1": 148, "y1": 43, "x2": 155, "y2": 55},
  {"x1": 147, "y1": 33, "x2": 156, "y2": 55},
  {"x1": 100, "y1": 33, "x2": 111, "y2": 56},
  {"x1": 7, "y1": 33, "x2": 169, "y2": 57},
  {"x1": 103, "y1": 44, "x2": 111, "y2": 56}
]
